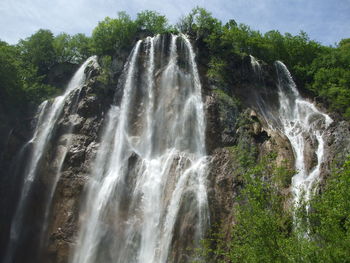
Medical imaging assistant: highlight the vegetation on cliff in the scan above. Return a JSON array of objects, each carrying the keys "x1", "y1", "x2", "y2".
[
  {"x1": 1, "y1": 8, "x2": 349, "y2": 118},
  {"x1": 0, "y1": 10, "x2": 172, "y2": 117},
  {"x1": 179, "y1": 8, "x2": 350, "y2": 118},
  {"x1": 200, "y1": 149, "x2": 350, "y2": 262},
  {"x1": 0, "y1": 30, "x2": 90, "y2": 116}
]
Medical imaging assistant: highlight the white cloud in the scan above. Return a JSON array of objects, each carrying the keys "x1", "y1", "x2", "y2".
[{"x1": 0, "y1": 0, "x2": 349, "y2": 45}]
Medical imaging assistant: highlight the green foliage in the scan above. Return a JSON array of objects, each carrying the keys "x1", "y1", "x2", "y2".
[
  {"x1": 192, "y1": 9, "x2": 349, "y2": 118},
  {"x1": 227, "y1": 179, "x2": 290, "y2": 262},
  {"x1": 312, "y1": 68, "x2": 350, "y2": 112},
  {"x1": 207, "y1": 58, "x2": 230, "y2": 85},
  {"x1": 308, "y1": 157, "x2": 350, "y2": 261},
  {"x1": 54, "y1": 33, "x2": 92, "y2": 63},
  {"x1": 213, "y1": 89, "x2": 240, "y2": 108},
  {"x1": 308, "y1": 41, "x2": 350, "y2": 118},
  {"x1": 221, "y1": 24, "x2": 267, "y2": 58},
  {"x1": 96, "y1": 55, "x2": 112, "y2": 85},
  {"x1": 0, "y1": 41, "x2": 25, "y2": 112},
  {"x1": 0, "y1": 38, "x2": 58, "y2": 113},
  {"x1": 18, "y1": 29, "x2": 56, "y2": 76},
  {"x1": 22, "y1": 81, "x2": 58, "y2": 106},
  {"x1": 53, "y1": 33, "x2": 70, "y2": 62},
  {"x1": 208, "y1": 24, "x2": 324, "y2": 81},
  {"x1": 200, "y1": 154, "x2": 301, "y2": 263},
  {"x1": 1, "y1": 8, "x2": 349, "y2": 120},
  {"x1": 274, "y1": 162, "x2": 294, "y2": 188},
  {"x1": 229, "y1": 142, "x2": 256, "y2": 170},
  {"x1": 135, "y1": 10, "x2": 169, "y2": 35},
  {"x1": 176, "y1": 7, "x2": 222, "y2": 41},
  {"x1": 201, "y1": 154, "x2": 350, "y2": 262},
  {"x1": 91, "y1": 12, "x2": 137, "y2": 56}
]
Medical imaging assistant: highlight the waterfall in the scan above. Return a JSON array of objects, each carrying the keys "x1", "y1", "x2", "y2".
[
  {"x1": 250, "y1": 55, "x2": 262, "y2": 80},
  {"x1": 249, "y1": 57, "x2": 332, "y2": 212},
  {"x1": 72, "y1": 34, "x2": 209, "y2": 263},
  {"x1": 4, "y1": 56, "x2": 98, "y2": 263},
  {"x1": 249, "y1": 55, "x2": 280, "y2": 127},
  {"x1": 274, "y1": 61, "x2": 332, "y2": 209}
]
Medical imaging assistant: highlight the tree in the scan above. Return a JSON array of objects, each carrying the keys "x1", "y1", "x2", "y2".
[
  {"x1": 53, "y1": 33, "x2": 72, "y2": 63},
  {"x1": 0, "y1": 40, "x2": 57, "y2": 110},
  {"x1": 17, "y1": 29, "x2": 56, "y2": 75},
  {"x1": 338, "y1": 38, "x2": 350, "y2": 49},
  {"x1": 69, "y1": 33, "x2": 92, "y2": 62},
  {"x1": 0, "y1": 41, "x2": 24, "y2": 111},
  {"x1": 176, "y1": 7, "x2": 222, "y2": 41},
  {"x1": 54, "y1": 33, "x2": 92, "y2": 63},
  {"x1": 135, "y1": 10, "x2": 169, "y2": 35},
  {"x1": 91, "y1": 12, "x2": 137, "y2": 56}
]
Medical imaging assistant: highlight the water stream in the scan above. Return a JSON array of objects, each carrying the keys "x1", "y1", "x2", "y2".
[
  {"x1": 4, "y1": 56, "x2": 98, "y2": 263},
  {"x1": 72, "y1": 34, "x2": 209, "y2": 263},
  {"x1": 249, "y1": 57, "x2": 332, "y2": 211},
  {"x1": 275, "y1": 61, "x2": 332, "y2": 209}
]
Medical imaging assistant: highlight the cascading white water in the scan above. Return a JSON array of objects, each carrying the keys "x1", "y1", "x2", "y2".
[
  {"x1": 72, "y1": 34, "x2": 209, "y2": 263},
  {"x1": 274, "y1": 61, "x2": 332, "y2": 209},
  {"x1": 250, "y1": 55, "x2": 262, "y2": 80},
  {"x1": 4, "y1": 56, "x2": 98, "y2": 263},
  {"x1": 249, "y1": 57, "x2": 333, "y2": 211}
]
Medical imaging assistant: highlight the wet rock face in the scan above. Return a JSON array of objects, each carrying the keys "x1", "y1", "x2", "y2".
[
  {"x1": 0, "y1": 125, "x2": 29, "y2": 259},
  {"x1": 205, "y1": 90, "x2": 295, "y2": 237},
  {"x1": 47, "y1": 63, "x2": 80, "y2": 90},
  {"x1": 42, "y1": 68, "x2": 113, "y2": 263},
  {"x1": 207, "y1": 147, "x2": 241, "y2": 231},
  {"x1": 205, "y1": 91, "x2": 240, "y2": 153},
  {"x1": 0, "y1": 56, "x2": 128, "y2": 263},
  {"x1": 0, "y1": 62, "x2": 82, "y2": 261},
  {"x1": 321, "y1": 120, "x2": 350, "y2": 178},
  {"x1": 303, "y1": 134, "x2": 318, "y2": 174},
  {"x1": 40, "y1": 52, "x2": 133, "y2": 263},
  {"x1": 205, "y1": 95, "x2": 223, "y2": 153}
]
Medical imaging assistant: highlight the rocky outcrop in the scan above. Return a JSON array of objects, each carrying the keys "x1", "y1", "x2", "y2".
[
  {"x1": 0, "y1": 62, "x2": 82, "y2": 262},
  {"x1": 0, "y1": 53, "x2": 131, "y2": 263},
  {"x1": 202, "y1": 52, "x2": 350, "y2": 254},
  {"x1": 42, "y1": 59, "x2": 127, "y2": 263},
  {"x1": 321, "y1": 120, "x2": 350, "y2": 180},
  {"x1": 206, "y1": 91, "x2": 295, "y2": 235},
  {"x1": 47, "y1": 63, "x2": 80, "y2": 90}
]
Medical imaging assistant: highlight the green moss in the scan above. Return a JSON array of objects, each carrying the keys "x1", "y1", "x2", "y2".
[
  {"x1": 207, "y1": 57, "x2": 228, "y2": 84},
  {"x1": 225, "y1": 145, "x2": 236, "y2": 157},
  {"x1": 213, "y1": 89, "x2": 239, "y2": 107},
  {"x1": 96, "y1": 55, "x2": 112, "y2": 85}
]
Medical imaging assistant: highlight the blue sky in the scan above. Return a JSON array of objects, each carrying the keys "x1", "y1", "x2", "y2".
[{"x1": 0, "y1": 0, "x2": 349, "y2": 46}]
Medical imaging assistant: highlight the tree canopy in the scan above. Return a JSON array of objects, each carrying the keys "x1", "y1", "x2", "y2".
[
  {"x1": 91, "y1": 12, "x2": 137, "y2": 56},
  {"x1": 0, "y1": 7, "x2": 349, "y2": 118},
  {"x1": 135, "y1": 10, "x2": 170, "y2": 35}
]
